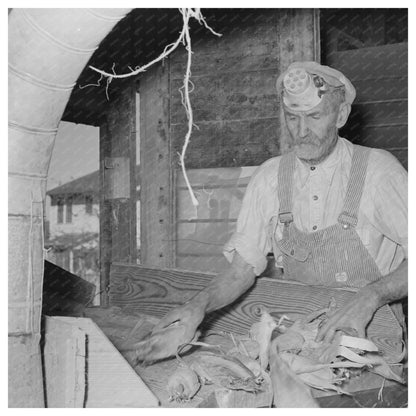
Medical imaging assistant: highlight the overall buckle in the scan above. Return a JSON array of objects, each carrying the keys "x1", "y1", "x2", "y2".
[
  {"x1": 278, "y1": 212, "x2": 294, "y2": 225},
  {"x1": 338, "y1": 212, "x2": 358, "y2": 229}
]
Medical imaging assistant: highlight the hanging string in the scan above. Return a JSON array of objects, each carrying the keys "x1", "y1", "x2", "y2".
[{"x1": 85, "y1": 8, "x2": 222, "y2": 207}]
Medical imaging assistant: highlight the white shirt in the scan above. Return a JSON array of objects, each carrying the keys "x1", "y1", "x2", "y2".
[{"x1": 224, "y1": 137, "x2": 408, "y2": 276}]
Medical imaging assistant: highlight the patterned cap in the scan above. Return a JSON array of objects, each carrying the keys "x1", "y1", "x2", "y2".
[{"x1": 276, "y1": 61, "x2": 356, "y2": 111}]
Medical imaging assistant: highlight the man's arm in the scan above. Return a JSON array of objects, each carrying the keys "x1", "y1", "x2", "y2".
[
  {"x1": 189, "y1": 252, "x2": 257, "y2": 314},
  {"x1": 137, "y1": 253, "x2": 257, "y2": 362},
  {"x1": 154, "y1": 252, "x2": 256, "y2": 332},
  {"x1": 316, "y1": 259, "x2": 408, "y2": 342},
  {"x1": 367, "y1": 259, "x2": 408, "y2": 307}
]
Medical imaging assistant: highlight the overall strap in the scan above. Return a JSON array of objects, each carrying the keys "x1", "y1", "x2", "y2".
[
  {"x1": 338, "y1": 145, "x2": 371, "y2": 228},
  {"x1": 277, "y1": 151, "x2": 297, "y2": 224}
]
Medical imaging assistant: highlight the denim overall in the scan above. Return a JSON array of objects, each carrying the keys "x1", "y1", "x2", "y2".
[{"x1": 273, "y1": 145, "x2": 405, "y2": 331}]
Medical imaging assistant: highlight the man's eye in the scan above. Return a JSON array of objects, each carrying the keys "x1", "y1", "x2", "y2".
[{"x1": 310, "y1": 115, "x2": 320, "y2": 120}]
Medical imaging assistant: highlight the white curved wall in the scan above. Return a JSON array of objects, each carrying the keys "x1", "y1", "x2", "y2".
[{"x1": 8, "y1": 8, "x2": 132, "y2": 406}]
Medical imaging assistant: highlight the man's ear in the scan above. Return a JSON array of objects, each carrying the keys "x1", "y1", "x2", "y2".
[{"x1": 336, "y1": 103, "x2": 351, "y2": 129}]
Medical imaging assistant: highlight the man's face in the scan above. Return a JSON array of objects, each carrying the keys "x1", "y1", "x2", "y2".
[{"x1": 283, "y1": 94, "x2": 340, "y2": 164}]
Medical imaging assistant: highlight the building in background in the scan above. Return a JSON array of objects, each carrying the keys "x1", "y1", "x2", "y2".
[
  {"x1": 45, "y1": 170, "x2": 100, "y2": 301},
  {"x1": 45, "y1": 166, "x2": 141, "y2": 305}
]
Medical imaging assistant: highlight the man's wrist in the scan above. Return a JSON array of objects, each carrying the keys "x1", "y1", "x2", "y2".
[
  {"x1": 359, "y1": 283, "x2": 383, "y2": 311},
  {"x1": 189, "y1": 290, "x2": 210, "y2": 314}
]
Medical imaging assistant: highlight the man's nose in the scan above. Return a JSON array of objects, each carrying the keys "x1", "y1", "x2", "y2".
[{"x1": 298, "y1": 116, "x2": 308, "y2": 138}]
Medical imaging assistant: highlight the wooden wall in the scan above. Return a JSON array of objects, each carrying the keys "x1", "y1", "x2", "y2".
[
  {"x1": 321, "y1": 10, "x2": 408, "y2": 169},
  {"x1": 326, "y1": 44, "x2": 408, "y2": 169},
  {"x1": 138, "y1": 9, "x2": 319, "y2": 271},
  {"x1": 170, "y1": 9, "x2": 319, "y2": 169},
  {"x1": 100, "y1": 81, "x2": 137, "y2": 305}
]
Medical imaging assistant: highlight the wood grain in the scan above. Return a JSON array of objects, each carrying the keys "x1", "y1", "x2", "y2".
[
  {"x1": 171, "y1": 118, "x2": 279, "y2": 169},
  {"x1": 140, "y1": 61, "x2": 175, "y2": 268},
  {"x1": 109, "y1": 263, "x2": 404, "y2": 362},
  {"x1": 328, "y1": 43, "x2": 408, "y2": 80},
  {"x1": 99, "y1": 81, "x2": 137, "y2": 305},
  {"x1": 168, "y1": 10, "x2": 284, "y2": 169},
  {"x1": 327, "y1": 42, "x2": 408, "y2": 170}
]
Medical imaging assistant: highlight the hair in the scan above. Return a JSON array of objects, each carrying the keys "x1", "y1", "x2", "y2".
[{"x1": 323, "y1": 85, "x2": 346, "y2": 109}]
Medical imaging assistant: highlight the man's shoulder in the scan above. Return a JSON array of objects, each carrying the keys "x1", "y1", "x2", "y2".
[
  {"x1": 364, "y1": 146, "x2": 407, "y2": 178},
  {"x1": 253, "y1": 155, "x2": 283, "y2": 177},
  {"x1": 247, "y1": 155, "x2": 284, "y2": 189}
]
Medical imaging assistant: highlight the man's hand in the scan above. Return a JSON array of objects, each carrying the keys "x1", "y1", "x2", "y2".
[
  {"x1": 133, "y1": 252, "x2": 256, "y2": 363},
  {"x1": 316, "y1": 287, "x2": 379, "y2": 343},
  {"x1": 134, "y1": 301, "x2": 205, "y2": 363}
]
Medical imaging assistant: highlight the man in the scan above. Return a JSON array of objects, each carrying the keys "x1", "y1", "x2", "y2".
[{"x1": 140, "y1": 61, "x2": 408, "y2": 362}]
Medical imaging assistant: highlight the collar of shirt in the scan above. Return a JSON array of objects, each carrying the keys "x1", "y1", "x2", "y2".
[{"x1": 295, "y1": 137, "x2": 344, "y2": 189}]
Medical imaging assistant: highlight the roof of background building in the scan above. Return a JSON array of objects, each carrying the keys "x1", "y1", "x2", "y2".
[
  {"x1": 47, "y1": 170, "x2": 99, "y2": 196},
  {"x1": 47, "y1": 167, "x2": 140, "y2": 197}
]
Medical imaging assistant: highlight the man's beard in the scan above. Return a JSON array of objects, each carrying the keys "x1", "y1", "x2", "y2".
[{"x1": 292, "y1": 131, "x2": 338, "y2": 165}]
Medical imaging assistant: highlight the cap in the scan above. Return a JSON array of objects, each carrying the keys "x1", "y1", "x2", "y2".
[{"x1": 276, "y1": 61, "x2": 356, "y2": 112}]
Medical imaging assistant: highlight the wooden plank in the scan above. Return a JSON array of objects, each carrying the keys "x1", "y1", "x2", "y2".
[
  {"x1": 99, "y1": 80, "x2": 137, "y2": 305},
  {"x1": 140, "y1": 61, "x2": 175, "y2": 268},
  {"x1": 169, "y1": 10, "x2": 282, "y2": 170},
  {"x1": 43, "y1": 317, "x2": 86, "y2": 407},
  {"x1": 171, "y1": 118, "x2": 279, "y2": 169},
  {"x1": 46, "y1": 316, "x2": 160, "y2": 408},
  {"x1": 278, "y1": 9, "x2": 320, "y2": 153},
  {"x1": 327, "y1": 43, "x2": 408, "y2": 81},
  {"x1": 348, "y1": 124, "x2": 408, "y2": 149},
  {"x1": 109, "y1": 263, "x2": 403, "y2": 362},
  {"x1": 170, "y1": 10, "x2": 279, "y2": 64},
  {"x1": 348, "y1": 101, "x2": 407, "y2": 127},
  {"x1": 278, "y1": 9, "x2": 320, "y2": 67},
  {"x1": 170, "y1": 17, "x2": 279, "y2": 78},
  {"x1": 171, "y1": 53, "x2": 279, "y2": 80},
  {"x1": 170, "y1": 71, "x2": 279, "y2": 124},
  {"x1": 353, "y1": 78, "x2": 407, "y2": 103}
]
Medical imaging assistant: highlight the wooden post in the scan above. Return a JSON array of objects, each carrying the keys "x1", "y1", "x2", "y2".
[
  {"x1": 278, "y1": 9, "x2": 321, "y2": 153},
  {"x1": 139, "y1": 62, "x2": 175, "y2": 268},
  {"x1": 99, "y1": 81, "x2": 138, "y2": 306}
]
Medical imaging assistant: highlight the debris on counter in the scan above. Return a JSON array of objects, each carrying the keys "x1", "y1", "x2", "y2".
[
  {"x1": 157, "y1": 299, "x2": 406, "y2": 407},
  {"x1": 167, "y1": 364, "x2": 201, "y2": 403}
]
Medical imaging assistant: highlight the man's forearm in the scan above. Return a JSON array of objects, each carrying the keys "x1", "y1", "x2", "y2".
[
  {"x1": 190, "y1": 252, "x2": 256, "y2": 314},
  {"x1": 362, "y1": 259, "x2": 408, "y2": 309}
]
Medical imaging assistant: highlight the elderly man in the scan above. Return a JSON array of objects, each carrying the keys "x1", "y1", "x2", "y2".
[{"x1": 142, "y1": 61, "x2": 408, "y2": 362}]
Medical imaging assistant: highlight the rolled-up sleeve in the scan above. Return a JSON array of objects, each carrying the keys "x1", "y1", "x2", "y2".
[{"x1": 223, "y1": 163, "x2": 276, "y2": 275}]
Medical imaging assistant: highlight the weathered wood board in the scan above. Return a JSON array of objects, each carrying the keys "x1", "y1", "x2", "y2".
[
  {"x1": 327, "y1": 42, "x2": 408, "y2": 170},
  {"x1": 43, "y1": 317, "x2": 87, "y2": 407},
  {"x1": 109, "y1": 263, "x2": 404, "y2": 363},
  {"x1": 140, "y1": 61, "x2": 174, "y2": 268},
  {"x1": 43, "y1": 316, "x2": 160, "y2": 408}
]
